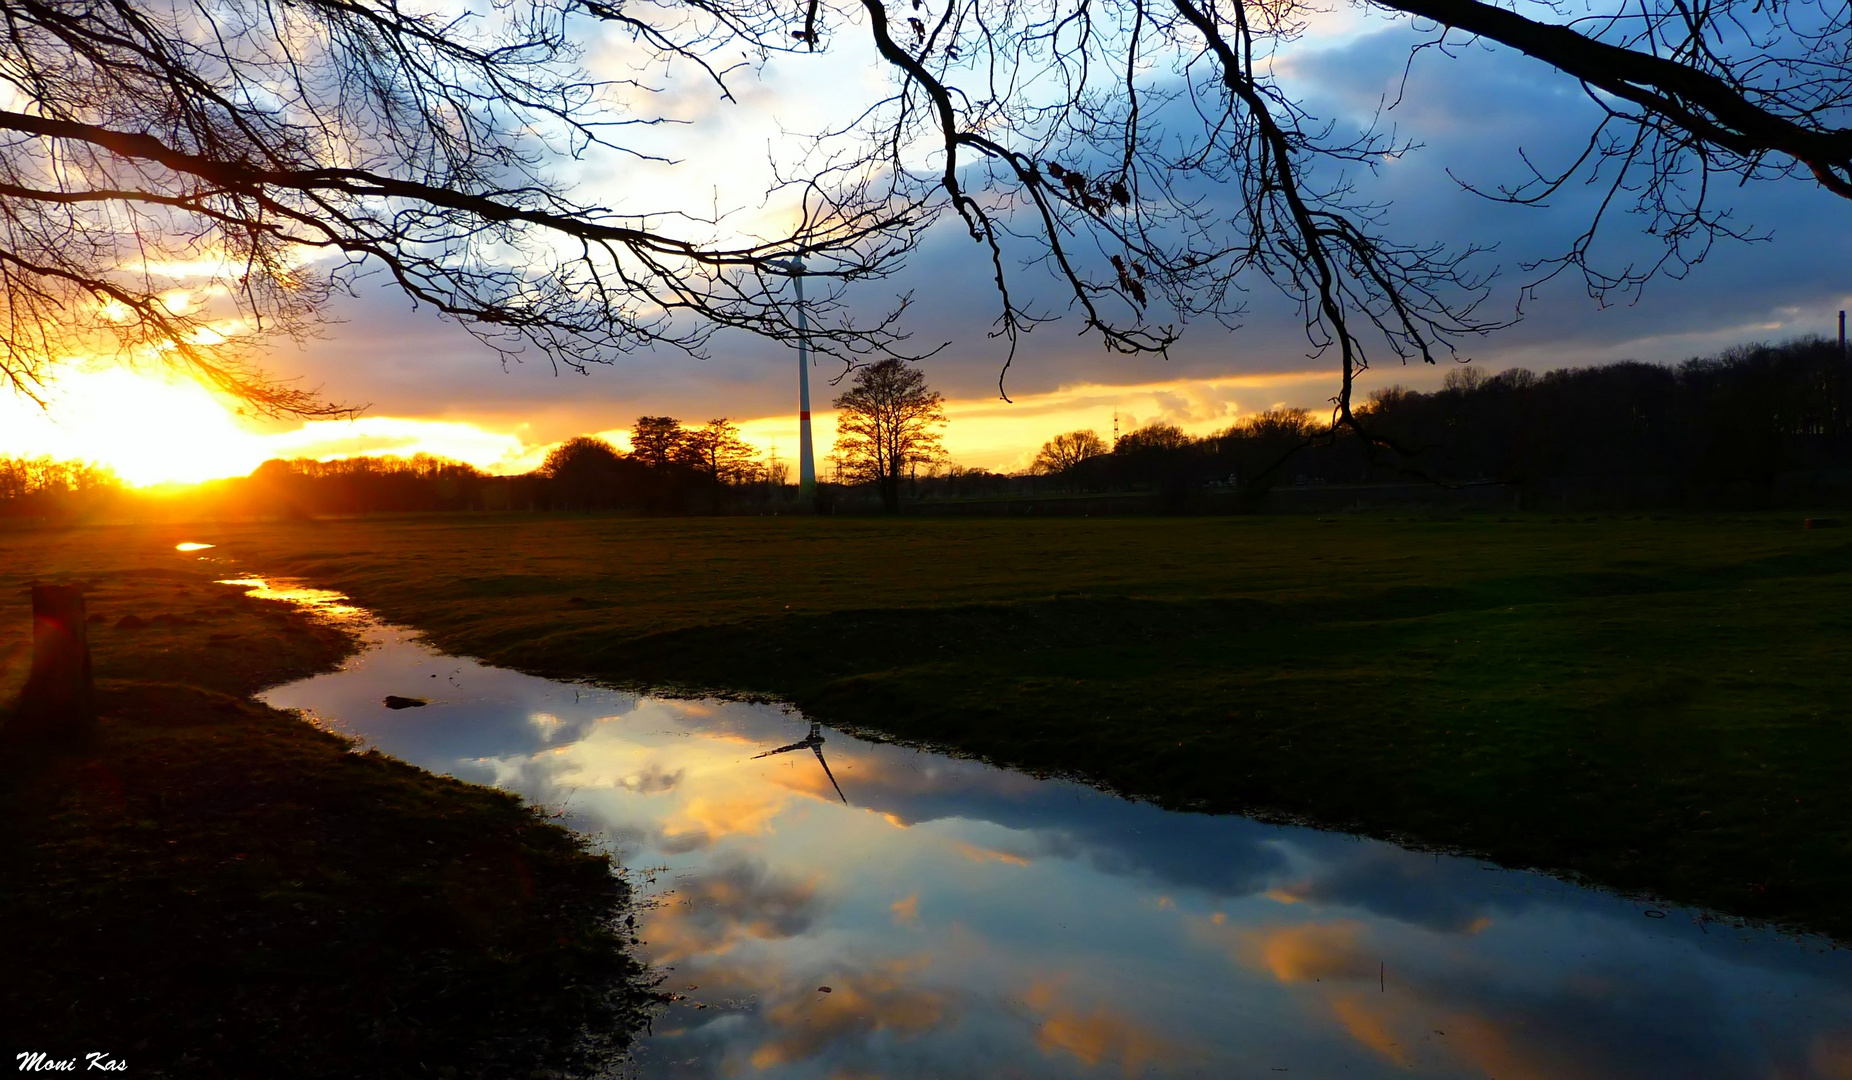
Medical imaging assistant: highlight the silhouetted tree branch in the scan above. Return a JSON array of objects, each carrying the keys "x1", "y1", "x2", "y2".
[
  {"x1": 9, "y1": 0, "x2": 1847, "y2": 430},
  {"x1": 817, "y1": 0, "x2": 1851, "y2": 440},
  {"x1": 0, "y1": 0, "x2": 925, "y2": 412}
]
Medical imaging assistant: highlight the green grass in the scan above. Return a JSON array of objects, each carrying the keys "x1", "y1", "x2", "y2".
[
  {"x1": 198, "y1": 511, "x2": 1852, "y2": 941},
  {"x1": 0, "y1": 522, "x2": 649, "y2": 1078}
]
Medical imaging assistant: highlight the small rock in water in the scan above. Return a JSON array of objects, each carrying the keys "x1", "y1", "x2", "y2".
[
  {"x1": 114, "y1": 614, "x2": 148, "y2": 630},
  {"x1": 382, "y1": 695, "x2": 429, "y2": 710},
  {"x1": 817, "y1": 986, "x2": 832, "y2": 994}
]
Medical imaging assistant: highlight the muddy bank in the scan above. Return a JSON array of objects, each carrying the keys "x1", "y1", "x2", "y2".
[{"x1": 0, "y1": 528, "x2": 650, "y2": 1079}]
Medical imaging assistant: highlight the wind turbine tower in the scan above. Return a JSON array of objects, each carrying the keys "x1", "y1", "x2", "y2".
[{"x1": 790, "y1": 257, "x2": 818, "y2": 499}]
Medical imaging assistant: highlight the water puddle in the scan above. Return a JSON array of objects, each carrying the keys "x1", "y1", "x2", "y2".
[
  {"x1": 240, "y1": 577, "x2": 1852, "y2": 1078},
  {"x1": 217, "y1": 577, "x2": 366, "y2": 621}
]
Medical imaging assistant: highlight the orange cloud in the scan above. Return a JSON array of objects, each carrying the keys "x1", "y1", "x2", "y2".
[
  {"x1": 639, "y1": 914, "x2": 741, "y2": 966},
  {"x1": 1022, "y1": 978, "x2": 1187, "y2": 1076},
  {"x1": 1263, "y1": 883, "x2": 1311, "y2": 905},
  {"x1": 1811, "y1": 1032, "x2": 1852, "y2": 1080},
  {"x1": 891, "y1": 893, "x2": 920, "y2": 926},
  {"x1": 1242, "y1": 920, "x2": 1379, "y2": 984},
  {"x1": 948, "y1": 840, "x2": 1033, "y2": 867},
  {"x1": 748, "y1": 956, "x2": 947, "y2": 1069},
  {"x1": 1330, "y1": 994, "x2": 1414, "y2": 1068},
  {"x1": 1435, "y1": 1011, "x2": 1565, "y2": 1080},
  {"x1": 635, "y1": 858, "x2": 825, "y2": 964},
  {"x1": 1230, "y1": 917, "x2": 1625, "y2": 1080},
  {"x1": 658, "y1": 788, "x2": 790, "y2": 847}
]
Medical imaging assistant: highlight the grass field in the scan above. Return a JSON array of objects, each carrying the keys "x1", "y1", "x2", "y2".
[
  {"x1": 0, "y1": 523, "x2": 648, "y2": 1078},
  {"x1": 195, "y1": 510, "x2": 1852, "y2": 941}
]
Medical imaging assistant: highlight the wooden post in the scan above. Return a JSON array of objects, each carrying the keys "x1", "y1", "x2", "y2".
[{"x1": 10, "y1": 585, "x2": 95, "y2": 741}]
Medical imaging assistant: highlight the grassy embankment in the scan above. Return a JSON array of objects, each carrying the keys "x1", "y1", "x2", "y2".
[
  {"x1": 217, "y1": 511, "x2": 1852, "y2": 941},
  {"x1": 0, "y1": 523, "x2": 649, "y2": 1079}
]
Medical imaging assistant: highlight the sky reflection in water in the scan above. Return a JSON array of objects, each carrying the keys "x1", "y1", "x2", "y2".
[{"x1": 248, "y1": 580, "x2": 1852, "y2": 1080}]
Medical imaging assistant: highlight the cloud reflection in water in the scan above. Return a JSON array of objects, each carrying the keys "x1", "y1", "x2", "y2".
[{"x1": 251, "y1": 586, "x2": 1852, "y2": 1080}]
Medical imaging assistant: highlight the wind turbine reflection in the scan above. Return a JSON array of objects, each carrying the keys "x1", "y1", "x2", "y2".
[{"x1": 752, "y1": 721, "x2": 848, "y2": 804}]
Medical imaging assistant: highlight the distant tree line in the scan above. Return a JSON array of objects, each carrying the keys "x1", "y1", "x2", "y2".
[
  {"x1": 0, "y1": 456, "x2": 119, "y2": 517},
  {"x1": 233, "y1": 455, "x2": 497, "y2": 516},
  {"x1": 1364, "y1": 339, "x2": 1850, "y2": 495},
  {"x1": 4, "y1": 338, "x2": 1848, "y2": 519},
  {"x1": 1028, "y1": 337, "x2": 1852, "y2": 509},
  {"x1": 202, "y1": 417, "x2": 786, "y2": 517},
  {"x1": 539, "y1": 417, "x2": 774, "y2": 512}
]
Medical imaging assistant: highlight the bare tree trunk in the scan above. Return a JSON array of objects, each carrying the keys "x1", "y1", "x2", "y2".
[{"x1": 9, "y1": 585, "x2": 96, "y2": 742}]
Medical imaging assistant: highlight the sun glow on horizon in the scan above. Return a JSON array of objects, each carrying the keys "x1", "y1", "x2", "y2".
[
  {"x1": 0, "y1": 368, "x2": 546, "y2": 487},
  {"x1": 0, "y1": 368, "x2": 275, "y2": 486},
  {"x1": 733, "y1": 369, "x2": 1338, "y2": 474},
  {"x1": 2, "y1": 363, "x2": 1349, "y2": 488}
]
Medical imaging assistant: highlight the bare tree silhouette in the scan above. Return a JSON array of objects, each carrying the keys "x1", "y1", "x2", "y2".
[
  {"x1": 0, "y1": 0, "x2": 925, "y2": 412},
  {"x1": 1033, "y1": 431, "x2": 1110, "y2": 476},
  {"x1": 5, "y1": 0, "x2": 1847, "y2": 435},
  {"x1": 831, "y1": 358, "x2": 946, "y2": 511},
  {"x1": 816, "y1": 0, "x2": 1852, "y2": 442}
]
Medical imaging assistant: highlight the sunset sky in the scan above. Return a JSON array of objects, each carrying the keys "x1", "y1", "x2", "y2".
[{"x1": 5, "y1": 8, "x2": 1849, "y2": 486}]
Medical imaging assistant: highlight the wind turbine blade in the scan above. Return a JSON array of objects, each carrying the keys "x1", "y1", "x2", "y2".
[
  {"x1": 753, "y1": 739, "x2": 812, "y2": 759},
  {"x1": 811, "y1": 744, "x2": 848, "y2": 804}
]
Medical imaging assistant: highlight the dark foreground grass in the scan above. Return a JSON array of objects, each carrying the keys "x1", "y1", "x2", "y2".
[
  {"x1": 208, "y1": 511, "x2": 1852, "y2": 942},
  {"x1": 0, "y1": 524, "x2": 649, "y2": 1079}
]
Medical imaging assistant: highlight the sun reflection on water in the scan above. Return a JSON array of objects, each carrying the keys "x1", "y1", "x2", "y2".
[{"x1": 216, "y1": 577, "x2": 364, "y2": 620}]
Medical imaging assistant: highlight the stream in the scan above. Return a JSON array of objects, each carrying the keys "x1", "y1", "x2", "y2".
[{"x1": 233, "y1": 575, "x2": 1852, "y2": 1079}]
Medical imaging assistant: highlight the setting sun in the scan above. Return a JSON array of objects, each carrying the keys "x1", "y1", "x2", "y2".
[
  {"x1": 0, "y1": 367, "x2": 271, "y2": 486},
  {"x1": 0, "y1": 367, "x2": 546, "y2": 486}
]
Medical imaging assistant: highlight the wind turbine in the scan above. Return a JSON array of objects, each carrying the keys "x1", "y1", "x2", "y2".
[
  {"x1": 786, "y1": 256, "x2": 818, "y2": 500},
  {"x1": 752, "y1": 721, "x2": 847, "y2": 803}
]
